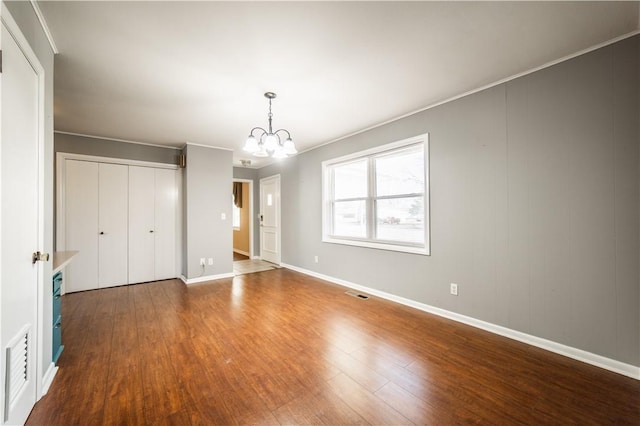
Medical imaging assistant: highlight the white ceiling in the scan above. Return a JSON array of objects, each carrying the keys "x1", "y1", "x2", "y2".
[{"x1": 38, "y1": 1, "x2": 639, "y2": 167}]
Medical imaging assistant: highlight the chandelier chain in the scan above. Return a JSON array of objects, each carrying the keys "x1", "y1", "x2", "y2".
[{"x1": 267, "y1": 98, "x2": 273, "y2": 133}]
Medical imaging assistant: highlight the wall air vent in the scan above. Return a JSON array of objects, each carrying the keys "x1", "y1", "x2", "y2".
[
  {"x1": 4, "y1": 327, "x2": 30, "y2": 422},
  {"x1": 345, "y1": 290, "x2": 369, "y2": 300}
]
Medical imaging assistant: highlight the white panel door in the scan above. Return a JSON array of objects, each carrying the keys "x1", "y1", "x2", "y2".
[
  {"x1": 0, "y1": 15, "x2": 42, "y2": 424},
  {"x1": 154, "y1": 168, "x2": 177, "y2": 280},
  {"x1": 260, "y1": 175, "x2": 281, "y2": 264},
  {"x1": 128, "y1": 166, "x2": 155, "y2": 284},
  {"x1": 98, "y1": 163, "x2": 128, "y2": 288},
  {"x1": 65, "y1": 160, "x2": 99, "y2": 292}
]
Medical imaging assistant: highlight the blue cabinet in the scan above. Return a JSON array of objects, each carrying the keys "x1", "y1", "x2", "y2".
[{"x1": 52, "y1": 272, "x2": 64, "y2": 363}]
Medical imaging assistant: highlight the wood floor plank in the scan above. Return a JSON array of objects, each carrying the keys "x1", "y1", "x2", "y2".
[
  {"x1": 102, "y1": 356, "x2": 145, "y2": 426},
  {"x1": 274, "y1": 390, "x2": 368, "y2": 425},
  {"x1": 374, "y1": 381, "x2": 441, "y2": 424},
  {"x1": 27, "y1": 269, "x2": 640, "y2": 425},
  {"x1": 138, "y1": 333, "x2": 191, "y2": 422},
  {"x1": 323, "y1": 345, "x2": 390, "y2": 392},
  {"x1": 327, "y1": 373, "x2": 413, "y2": 425}
]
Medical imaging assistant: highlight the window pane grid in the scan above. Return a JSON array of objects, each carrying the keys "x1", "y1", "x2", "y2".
[
  {"x1": 374, "y1": 192, "x2": 423, "y2": 201},
  {"x1": 331, "y1": 196, "x2": 369, "y2": 203},
  {"x1": 323, "y1": 134, "x2": 429, "y2": 255}
]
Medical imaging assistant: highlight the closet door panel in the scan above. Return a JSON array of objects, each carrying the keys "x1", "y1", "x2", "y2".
[
  {"x1": 65, "y1": 160, "x2": 99, "y2": 292},
  {"x1": 98, "y1": 163, "x2": 129, "y2": 288},
  {"x1": 129, "y1": 166, "x2": 156, "y2": 284},
  {"x1": 154, "y1": 168, "x2": 177, "y2": 280}
]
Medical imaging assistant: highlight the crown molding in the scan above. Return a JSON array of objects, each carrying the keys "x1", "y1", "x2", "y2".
[
  {"x1": 30, "y1": 1, "x2": 58, "y2": 54},
  {"x1": 54, "y1": 131, "x2": 183, "y2": 150}
]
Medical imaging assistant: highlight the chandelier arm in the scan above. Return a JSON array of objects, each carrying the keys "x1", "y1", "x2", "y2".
[
  {"x1": 273, "y1": 129, "x2": 292, "y2": 141},
  {"x1": 250, "y1": 127, "x2": 267, "y2": 136}
]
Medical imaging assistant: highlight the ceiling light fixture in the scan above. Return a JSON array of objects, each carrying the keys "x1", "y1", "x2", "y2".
[{"x1": 243, "y1": 92, "x2": 297, "y2": 158}]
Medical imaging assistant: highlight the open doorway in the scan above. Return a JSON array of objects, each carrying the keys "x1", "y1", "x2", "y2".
[
  {"x1": 232, "y1": 180, "x2": 252, "y2": 260},
  {"x1": 232, "y1": 178, "x2": 280, "y2": 275}
]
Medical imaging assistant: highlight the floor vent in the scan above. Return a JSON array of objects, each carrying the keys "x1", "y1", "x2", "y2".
[
  {"x1": 4, "y1": 328, "x2": 29, "y2": 422},
  {"x1": 345, "y1": 290, "x2": 369, "y2": 300}
]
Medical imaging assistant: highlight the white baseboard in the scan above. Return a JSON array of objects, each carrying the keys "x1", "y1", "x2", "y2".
[
  {"x1": 281, "y1": 263, "x2": 640, "y2": 380},
  {"x1": 233, "y1": 249, "x2": 250, "y2": 256},
  {"x1": 41, "y1": 362, "x2": 58, "y2": 395},
  {"x1": 179, "y1": 272, "x2": 235, "y2": 285}
]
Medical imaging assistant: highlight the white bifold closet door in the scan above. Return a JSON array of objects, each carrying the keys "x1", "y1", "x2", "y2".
[
  {"x1": 65, "y1": 160, "x2": 99, "y2": 292},
  {"x1": 128, "y1": 166, "x2": 176, "y2": 284},
  {"x1": 153, "y1": 168, "x2": 177, "y2": 280},
  {"x1": 128, "y1": 166, "x2": 155, "y2": 283},
  {"x1": 98, "y1": 163, "x2": 129, "y2": 287},
  {"x1": 65, "y1": 160, "x2": 128, "y2": 292}
]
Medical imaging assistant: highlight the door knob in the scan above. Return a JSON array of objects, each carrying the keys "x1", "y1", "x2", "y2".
[{"x1": 32, "y1": 251, "x2": 50, "y2": 264}]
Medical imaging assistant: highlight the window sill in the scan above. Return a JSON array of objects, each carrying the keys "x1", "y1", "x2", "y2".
[{"x1": 322, "y1": 236, "x2": 429, "y2": 256}]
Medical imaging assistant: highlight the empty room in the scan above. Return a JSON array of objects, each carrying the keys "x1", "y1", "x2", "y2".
[{"x1": 1, "y1": 1, "x2": 639, "y2": 425}]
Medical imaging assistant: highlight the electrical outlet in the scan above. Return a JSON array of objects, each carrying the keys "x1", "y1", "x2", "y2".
[
  {"x1": 208, "y1": 258, "x2": 213, "y2": 265},
  {"x1": 314, "y1": 256, "x2": 319, "y2": 263},
  {"x1": 200, "y1": 258, "x2": 206, "y2": 266},
  {"x1": 450, "y1": 283, "x2": 459, "y2": 296}
]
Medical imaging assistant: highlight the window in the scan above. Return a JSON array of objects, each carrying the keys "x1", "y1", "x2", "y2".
[
  {"x1": 232, "y1": 196, "x2": 241, "y2": 229},
  {"x1": 322, "y1": 133, "x2": 429, "y2": 255}
]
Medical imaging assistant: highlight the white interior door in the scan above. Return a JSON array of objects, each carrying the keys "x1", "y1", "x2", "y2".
[
  {"x1": 260, "y1": 175, "x2": 281, "y2": 264},
  {"x1": 0, "y1": 13, "x2": 43, "y2": 424},
  {"x1": 65, "y1": 160, "x2": 99, "y2": 292},
  {"x1": 128, "y1": 166, "x2": 155, "y2": 284},
  {"x1": 154, "y1": 168, "x2": 177, "y2": 280},
  {"x1": 98, "y1": 163, "x2": 128, "y2": 288}
]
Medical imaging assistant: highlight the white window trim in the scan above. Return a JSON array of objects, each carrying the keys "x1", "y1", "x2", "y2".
[
  {"x1": 322, "y1": 133, "x2": 430, "y2": 255},
  {"x1": 232, "y1": 202, "x2": 241, "y2": 231}
]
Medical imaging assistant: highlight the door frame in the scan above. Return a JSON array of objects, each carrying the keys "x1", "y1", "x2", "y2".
[
  {"x1": 232, "y1": 178, "x2": 254, "y2": 259},
  {"x1": 0, "y1": 1, "x2": 47, "y2": 419},
  {"x1": 259, "y1": 174, "x2": 281, "y2": 265}
]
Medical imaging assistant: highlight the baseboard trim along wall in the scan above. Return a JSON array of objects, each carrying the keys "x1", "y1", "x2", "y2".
[
  {"x1": 281, "y1": 263, "x2": 640, "y2": 381},
  {"x1": 41, "y1": 363, "x2": 58, "y2": 395},
  {"x1": 233, "y1": 249, "x2": 250, "y2": 257},
  {"x1": 179, "y1": 273, "x2": 235, "y2": 285}
]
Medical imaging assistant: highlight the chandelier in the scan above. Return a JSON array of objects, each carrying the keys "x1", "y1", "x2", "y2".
[{"x1": 243, "y1": 92, "x2": 297, "y2": 158}]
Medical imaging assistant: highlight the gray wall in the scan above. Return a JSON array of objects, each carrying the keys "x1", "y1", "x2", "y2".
[
  {"x1": 184, "y1": 144, "x2": 233, "y2": 278},
  {"x1": 259, "y1": 36, "x2": 640, "y2": 367},
  {"x1": 55, "y1": 132, "x2": 179, "y2": 164},
  {"x1": 233, "y1": 166, "x2": 259, "y2": 257},
  {"x1": 5, "y1": 0, "x2": 56, "y2": 383}
]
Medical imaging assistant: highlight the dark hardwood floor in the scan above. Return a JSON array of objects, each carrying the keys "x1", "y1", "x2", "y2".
[
  {"x1": 233, "y1": 252, "x2": 250, "y2": 261},
  {"x1": 28, "y1": 269, "x2": 639, "y2": 425}
]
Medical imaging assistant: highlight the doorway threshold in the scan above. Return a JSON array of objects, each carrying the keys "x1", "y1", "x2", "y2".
[{"x1": 233, "y1": 259, "x2": 280, "y2": 276}]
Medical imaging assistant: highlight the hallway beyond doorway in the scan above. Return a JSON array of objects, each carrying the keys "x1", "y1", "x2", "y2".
[{"x1": 233, "y1": 252, "x2": 249, "y2": 262}]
